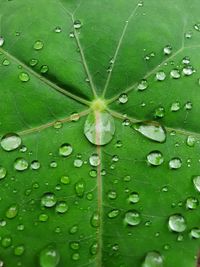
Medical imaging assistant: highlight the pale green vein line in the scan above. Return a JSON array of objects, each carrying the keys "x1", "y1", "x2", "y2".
[
  {"x1": 109, "y1": 109, "x2": 200, "y2": 138},
  {"x1": 0, "y1": 47, "x2": 90, "y2": 106},
  {"x1": 102, "y1": 2, "x2": 140, "y2": 98},
  {"x1": 18, "y1": 109, "x2": 90, "y2": 136}
]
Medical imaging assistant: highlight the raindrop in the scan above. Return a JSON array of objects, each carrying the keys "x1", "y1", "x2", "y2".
[
  {"x1": 55, "y1": 201, "x2": 68, "y2": 214},
  {"x1": 54, "y1": 26, "x2": 62, "y2": 33},
  {"x1": 90, "y1": 242, "x2": 98, "y2": 255},
  {"x1": 107, "y1": 209, "x2": 120, "y2": 219},
  {"x1": 168, "y1": 214, "x2": 186, "y2": 233},
  {"x1": 1, "y1": 133, "x2": 21, "y2": 151},
  {"x1": 6, "y1": 204, "x2": 18, "y2": 219},
  {"x1": 193, "y1": 176, "x2": 200, "y2": 192},
  {"x1": 186, "y1": 136, "x2": 196, "y2": 147},
  {"x1": 75, "y1": 180, "x2": 85, "y2": 197},
  {"x1": 182, "y1": 57, "x2": 190, "y2": 65},
  {"x1": 190, "y1": 228, "x2": 200, "y2": 239},
  {"x1": 33, "y1": 40, "x2": 44, "y2": 50},
  {"x1": 170, "y1": 69, "x2": 180, "y2": 79},
  {"x1": 89, "y1": 153, "x2": 100, "y2": 167},
  {"x1": 74, "y1": 159, "x2": 83, "y2": 168},
  {"x1": 14, "y1": 245, "x2": 25, "y2": 256},
  {"x1": 14, "y1": 158, "x2": 29, "y2": 171},
  {"x1": 74, "y1": 20, "x2": 82, "y2": 29},
  {"x1": 185, "y1": 101, "x2": 192, "y2": 110},
  {"x1": 170, "y1": 102, "x2": 180, "y2": 112},
  {"x1": 107, "y1": 190, "x2": 117, "y2": 200},
  {"x1": 59, "y1": 144, "x2": 73, "y2": 157},
  {"x1": 156, "y1": 71, "x2": 166, "y2": 81},
  {"x1": 186, "y1": 197, "x2": 199, "y2": 210},
  {"x1": 163, "y1": 45, "x2": 172, "y2": 55},
  {"x1": 1, "y1": 236, "x2": 12, "y2": 248},
  {"x1": 137, "y1": 80, "x2": 148, "y2": 91},
  {"x1": 124, "y1": 210, "x2": 141, "y2": 226},
  {"x1": 194, "y1": 23, "x2": 200, "y2": 31},
  {"x1": 147, "y1": 151, "x2": 164, "y2": 166},
  {"x1": 60, "y1": 176, "x2": 70, "y2": 185},
  {"x1": 142, "y1": 251, "x2": 163, "y2": 267},
  {"x1": 154, "y1": 107, "x2": 165, "y2": 118},
  {"x1": 169, "y1": 158, "x2": 182, "y2": 169},
  {"x1": 133, "y1": 122, "x2": 166, "y2": 143},
  {"x1": 119, "y1": 94, "x2": 128, "y2": 104},
  {"x1": 41, "y1": 193, "x2": 57, "y2": 208},
  {"x1": 0, "y1": 37, "x2": 4, "y2": 47},
  {"x1": 19, "y1": 72, "x2": 30, "y2": 82},
  {"x1": 40, "y1": 65, "x2": 49, "y2": 74},
  {"x1": 29, "y1": 58, "x2": 38, "y2": 66},
  {"x1": 128, "y1": 192, "x2": 140, "y2": 204},
  {"x1": 90, "y1": 212, "x2": 100, "y2": 228},
  {"x1": 183, "y1": 66, "x2": 193, "y2": 76},
  {"x1": 84, "y1": 111, "x2": 115, "y2": 146},
  {"x1": 2, "y1": 59, "x2": 10, "y2": 66},
  {"x1": 31, "y1": 160, "x2": 41, "y2": 170},
  {"x1": 39, "y1": 245, "x2": 60, "y2": 267},
  {"x1": 0, "y1": 167, "x2": 7, "y2": 180}
]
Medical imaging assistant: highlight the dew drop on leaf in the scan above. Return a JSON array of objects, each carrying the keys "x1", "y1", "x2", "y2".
[
  {"x1": 0, "y1": 36, "x2": 4, "y2": 47},
  {"x1": 147, "y1": 151, "x2": 164, "y2": 166},
  {"x1": 2, "y1": 59, "x2": 10, "y2": 66},
  {"x1": 31, "y1": 160, "x2": 41, "y2": 170},
  {"x1": 153, "y1": 107, "x2": 165, "y2": 118},
  {"x1": 19, "y1": 72, "x2": 30, "y2": 82},
  {"x1": 40, "y1": 65, "x2": 49, "y2": 74},
  {"x1": 133, "y1": 122, "x2": 166, "y2": 143},
  {"x1": 1, "y1": 133, "x2": 21, "y2": 151},
  {"x1": 124, "y1": 210, "x2": 141, "y2": 226},
  {"x1": 90, "y1": 242, "x2": 98, "y2": 255},
  {"x1": 74, "y1": 20, "x2": 82, "y2": 29},
  {"x1": 90, "y1": 211, "x2": 100, "y2": 228},
  {"x1": 14, "y1": 245, "x2": 25, "y2": 256},
  {"x1": 14, "y1": 158, "x2": 29, "y2": 171},
  {"x1": 118, "y1": 94, "x2": 128, "y2": 104},
  {"x1": 193, "y1": 176, "x2": 200, "y2": 192},
  {"x1": 59, "y1": 143, "x2": 73, "y2": 157},
  {"x1": 137, "y1": 79, "x2": 148, "y2": 91},
  {"x1": 168, "y1": 214, "x2": 186, "y2": 233},
  {"x1": 163, "y1": 45, "x2": 172, "y2": 55},
  {"x1": 1, "y1": 236, "x2": 12, "y2": 248},
  {"x1": 170, "y1": 69, "x2": 180, "y2": 79},
  {"x1": 186, "y1": 136, "x2": 196, "y2": 147},
  {"x1": 89, "y1": 153, "x2": 100, "y2": 167},
  {"x1": 142, "y1": 251, "x2": 163, "y2": 267},
  {"x1": 60, "y1": 176, "x2": 70, "y2": 185},
  {"x1": 182, "y1": 66, "x2": 193, "y2": 76},
  {"x1": 6, "y1": 204, "x2": 18, "y2": 219},
  {"x1": 190, "y1": 228, "x2": 200, "y2": 239},
  {"x1": 41, "y1": 193, "x2": 57, "y2": 208},
  {"x1": 169, "y1": 158, "x2": 182, "y2": 169},
  {"x1": 170, "y1": 101, "x2": 180, "y2": 112},
  {"x1": 29, "y1": 58, "x2": 38, "y2": 67},
  {"x1": 107, "y1": 209, "x2": 120, "y2": 219},
  {"x1": 186, "y1": 197, "x2": 198, "y2": 210},
  {"x1": 54, "y1": 26, "x2": 62, "y2": 33},
  {"x1": 0, "y1": 166, "x2": 7, "y2": 180},
  {"x1": 75, "y1": 180, "x2": 85, "y2": 197},
  {"x1": 55, "y1": 201, "x2": 68, "y2": 214},
  {"x1": 74, "y1": 158, "x2": 83, "y2": 168},
  {"x1": 39, "y1": 245, "x2": 60, "y2": 267},
  {"x1": 128, "y1": 192, "x2": 140, "y2": 204},
  {"x1": 84, "y1": 111, "x2": 115, "y2": 146},
  {"x1": 194, "y1": 23, "x2": 200, "y2": 31},
  {"x1": 33, "y1": 40, "x2": 44, "y2": 50},
  {"x1": 156, "y1": 71, "x2": 166, "y2": 81}
]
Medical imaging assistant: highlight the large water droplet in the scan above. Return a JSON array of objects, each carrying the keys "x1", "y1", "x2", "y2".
[
  {"x1": 168, "y1": 214, "x2": 186, "y2": 233},
  {"x1": 169, "y1": 158, "x2": 182, "y2": 169},
  {"x1": 39, "y1": 245, "x2": 60, "y2": 267},
  {"x1": 84, "y1": 111, "x2": 115, "y2": 146},
  {"x1": 133, "y1": 122, "x2": 166, "y2": 143},
  {"x1": 124, "y1": 210, "x2": 141, "y2": 226},
  {"x1": 1, "y1": 133, "x2": 21, "y2": 151},
  {"x1": 142, "y1": 251, "x2": 163, "y2": 267},
  {"x1": 147, "y1": 151, "x2": 164, "y2": 166}
]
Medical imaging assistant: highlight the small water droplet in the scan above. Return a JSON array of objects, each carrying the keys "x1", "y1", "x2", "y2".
[
  {"x1": 183, "y1": 66, "x2": 194, "y2": 76},
  {"x1": 54, "y1": 26, "x2": 62, "y2": 33},
  {"x1": 0, "y1": 37, "x2": 4, "y2": 47},
  {"x1": 55, "y1": 201, "x2": 68, "y2": 214},
  {"x1": 168, "y1": 214, "x2": 186, "y2": 233},
  {"x1": 39, "y1": 245, "x2": 60, "y2": 267},
  {"x1": 31, "y1": 160, "x2": 41, "y2": 170},
  {"x1": 124, "y1": 210, "x2": 141, "y2": 226},
  {"x1": 107, "y1": 190, "x2": 117, "y2": 200},
  {"x1": 19, "y1": 72, "x2": 30, "y2": 82},
  {"x1": 169, "y1": 158, "x2": 182, "y2": 169},
  {"x1": 133, "y1": 122, "x2": 166, "y2": 143},
  {"x1": 147, "y1": 151, "x2": 164, "y2": 166},
  {"x1": 186, "y1": 136, "x2": 196, "y2": 147},
  {"x1": 89, "y1": 153, "x2": 100, "y2": 167},
  {"x1": 0, "y1": 166, "x2": 7, "y2": 180},
  {"x1": 171, "y1": 102, "x2": 180, "y2": 112},
  {"x1": 193, "y1": 176, "x2": 200, "y2": 192},
  {"x1": 194, "y1": 23, "x2": 200, "y2": 31},
  {"x1": 128, "y1": 192, "x2": 140, "y2": 204},
  {"x1": 164, "y1": 45, "x2": 172, "y2": 55},
  {"x1": 170, "y1": 69, "x2": 180, "y2": 79},
  {"x1": 59, "y1": 144, "x2": 73, "y2": 157},
  {"x1": 75, "y1": 180, "x2": 85, "y2": 197},
  {"x1": 90, "y1": 212, "x2": 100, "y2": 228},
  {"x1": 14, "y1": 245, "x2": 25, "y2": 256},
  {"x1": 186, "y1": 197, "x2": 199, "y2": 210},
  {"x1": 41, "y1": 193, "x2": 57, "y2": 208},
  {"x1": 74, "y1": 158, "x2": 83, "y2": 168},
  {"x1": 74, "y1": 20, "x2": 82, "y2": 29},
  {"x1": 34, "y1": 40, "x2": 44, "y2": 50},
  {"x1": 40, "y1": 65, "x2": 49, "y2": 74},
  {"x1": 107, "y1": 209, "x2": 120, "y2": 219},
  {"x1": 137, "y1": 80, "x2": 148, "y2": 91},
  {"x1": 190, "y1": 228, "x2": 200, "y2": 239},
  {"x1": 6, "y1": 204, "x2": 18, "y2": 219},
  {"x1": 156, "y1": 71, "x2": 166, "y2": 81},
  {"x1": 142, "y1": 251, "x2": 163, "y2": 267},
  {"x1": 1, "y1": 133, "x2": 21, "y2": 151},
  {"x1": 14, "y1": 158, "x2": 29, "y2": 171},
  {"x1": 119, "y1": 94, "x2": 128, "y2": 104},
  {"x1": 29, "y1": 58, "x2": 38, "y2": 67},
  {"x1": 60, "y1": 176, "x2": 70, "y2": 185}
]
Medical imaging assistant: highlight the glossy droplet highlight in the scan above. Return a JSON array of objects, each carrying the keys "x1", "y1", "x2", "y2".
[
  {"x1": 84, "y1": 111, "x2": 115, "y2": 146},
  {"x1": 124, "y1": 210, "x2": 141, "y2": 226},
  {"x1": 169, "y1": 158, "x2": 182, "y2": 169},
  {"x1": 41, "y1": 193, "x2": 57, "y2": 208},
  {"x1": 74, "y1": 20, "x2": 82, "y2": 29},
  {"x1": 142, "y1": 251, "x2": 163, "y2": 267},
  {"x1": 133, "y1": 122, "x2": 166, "y2": 143},
  {"x1": 137, "y1": 80, "x2": 148, "y2": 91},
  {"x1": 89, "y1": 153, "x2": 100, "y2": 167},
  {"x1": 0, "y1": 37, "x2": 4, "y2": 47},
  {"x1": 19, "y1": 72, "x2": 30, "y2": 82},
  {"x1": 0, "y1": 167, "x2": 7, "y2": 180},
  {"x1": 168, "y1": 214, "x2": 186, "y2": 233},
  {"x1": 39, "y1": 245, "x2": 60, "y2": 267},
  {"x1": 193, "y1": 176, "x2": 200, "y2": 192},
  {"x1": 147, "y1": 151, "x2": 164, "y2": 166},
  {"x1": 59, "y1": 144, "x2": 73, "y2": 157},
  {"x1": 14, "y1": 158, "x2": 29, "y2": 171},
  {"x1": 34, "y1": 40, "x2": 44, "y2": 50},
  {"x1": 1, "y1": 133, "x2": 21, "y2": 151}
]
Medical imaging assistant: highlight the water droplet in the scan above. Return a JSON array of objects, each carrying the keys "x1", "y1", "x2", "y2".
[
  {"x1": 119, "y1": 94, "x2": 128, "y2": 104},
  {"x1": 154, "y1": 107, "x2": 165, "y2": 118},
  {"x1": 60, "y1": 176, "x2": 70, "y2": 185},
  {"x1": 39, "y1": 213, "x2": 49, "y2": 222},
  {"x1": 74, "y1": 158, "x2": 83, "y2": 168},
  {"x1": 75, "y1": 180, "x2": 85, "y2": 197},
  {"x1": 193, "y1": 176, "x2": 200, "y2": 192},
  {"x1": 147, "y1": 151, "x2": 164, "y2": 166},
  {"x1": 90, "y1": 212, "x2": 100, "y2": 228},
  {"x1": 70, "y1": 241, "x2": 80, "y2": 250},
  {"x1": 41, "y1": 193, "x2": 57, "y2": 208},
  {"x1": 39, "y1": 245, "x2": 60, "y2": 267},
  {"x1": 89, "y1": 153, "x2": 100, "y2": 167},
  {"x1": 14, "y1": 158, "x2": 29, "y2": 171},
  {"x1": 1, "y1": 236, "x2": 12, "y2": 248},
  {"x1": 186, "y1": 136, "x2": 196, "y2": 147},
  {"x1": 0, "y1": 37, "x2": 4, "y2": 47},
  {"x1": 168, "y1": 214, "x2": 186, "y2": 232},
  {"x1": 74, "y1": 20, "x2": 82, "y2": 29},
  {"x1": 182, "y1": 57, "x2": 190, "y2": 65},
  {"x1": 171, "y1": 102, "x2": 180, "y2": 112},
  {"x1": 133, "y1": 122, "x2": 166, "y2": 143},
  {"x1": 164, "y1": 45, "x2": 172, "y2": 55},
  {"x1": 54, "y1": 26, "x2": 62, "y2": 33},
  {"x1": 33, "y1": 40, "x2": 44, "y2": 50},
  {"x1": 19, "y1": 72, "x2": 30, "y2": 82},
  {"x1": 107, "y1": 209, "x2": 120, "y2": 219},
  {"x1": 14, "y1": 245, "x2": 25, "y2": 256},
  {"x1": 156, "y1": 71, "x2": 166, "y2": 81},
  {"x1": 40, "y1": 65, "x2": 49, "y2": 74},
  {"x1": 50, "y1": 161, "x2": 57, "y2": 168},
  {"x1": 90, "y1": 242, "x2": 98, "y2": 255},
  {"x1": 183, "y1": 66, "x2": 193, "y2": 76},
  {"x1": 0, "y1": 167, "x2": 7, "y2": 180},
  {"x1": 124, "y1": 210, "x2": 141, "y2": 226},
  {"x1": 59, "y1": 144, "x2": 73, "y2": 157},
  {"x1": 169, "y1": 158, "x2": 182, "y2": 169},
  {"x1": 107, "y1": 190, "x2": 117, "y2": 200},
  {"x1": 29, "y1": 58, "x2": 38, "y2": 66},
  {"x1": 72, "y1": 253, "x2": 80, "y2": 261},
  {"x1": 170, "y1": 69, "x2": 180, "y2": 79},
  {"x1": 55, "y1": 201, "x2": 68, "y2": 214},
  {"x1": 142, "y1": 251, "x2": 163, "y2": 267},
  {"x1": 190, "y1": 228, "x2": 200, "y2": 239},
  {"x1": 84, "y1": 111, "x2": 115, "y2": 146},
  {"x1": 194, "y1": 23, "x2": 200, "y2": 31},
  {"x1": 185, "y1": 101, "x2": 193, "y2": 110},
  {"x1": 186, "y1": 197, "x2": 199, "y2": 210},
  {"x1": 128, "y1": 192, "x2": 140, "y2": 204},
  {"x1": 137, "y1": 80, "x2": 148, "y2": 91},
  {"x1": 6, "y1": 204, "x2": 18, "y2": 219},
  {"x1": 31, "y1": 160, "x2": 41, "y2": 170},
  {"x1": 1, "y1": 133, "x2": 21, "y2": 151},
  {"x1": 2, "y1": 59, "x2": 10, "y2": 66}
]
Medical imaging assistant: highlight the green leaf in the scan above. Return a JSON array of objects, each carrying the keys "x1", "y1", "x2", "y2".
[{"x1": 0, "y1": 0, "x2": 200, "y2": 266}]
